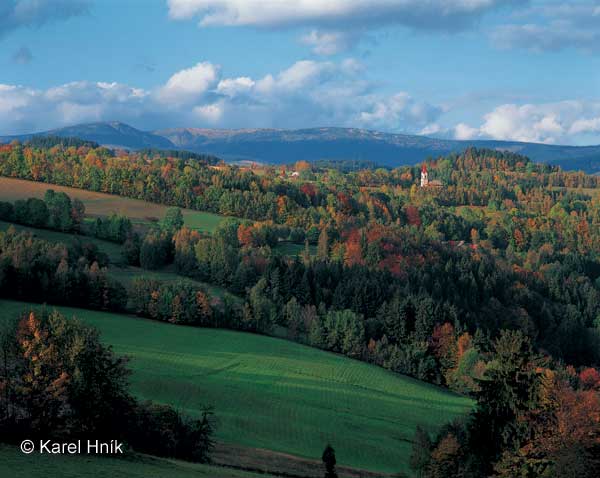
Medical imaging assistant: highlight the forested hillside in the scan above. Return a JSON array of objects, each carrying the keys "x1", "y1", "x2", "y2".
[{"x1": 1, "y1": 141, "x2": 599, "y2": 476}]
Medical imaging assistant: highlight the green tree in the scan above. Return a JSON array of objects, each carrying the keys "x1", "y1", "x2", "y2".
[
  {"x1": 163, "y1": 207, "x2": 184, "y2": 233},
  {"x1": 469, "y1": 330, "x2": 542, "y2": 471},
  {"x1": 410, "y1": 426, "x2": 432, "y2": 477}
]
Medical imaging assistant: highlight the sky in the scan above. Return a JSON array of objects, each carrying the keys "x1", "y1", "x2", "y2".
[{"x1": 1, "y1": 0, "x2": 600, "y2": 145}]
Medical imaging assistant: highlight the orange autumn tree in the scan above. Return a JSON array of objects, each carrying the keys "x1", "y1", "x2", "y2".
[
  {"x1": 429, "y1": 322, "x2": 457, "y2": 375},
  {"x1": 237, "y1": 223, "x2": 254, "y2": 247},
  {"x1": 16, "y1": 312, "x2": 70, "y2": 434},
  {"x1": 579, "y1": 367, "x2": 600, "y2": 391},
  {"x1": 1, "y1": 310, "x2": 131, "y2": 440}
]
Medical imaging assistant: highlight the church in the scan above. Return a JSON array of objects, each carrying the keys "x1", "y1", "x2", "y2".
[{"x1": 420, "y1": 164, "x2": 443, "y2": 188}]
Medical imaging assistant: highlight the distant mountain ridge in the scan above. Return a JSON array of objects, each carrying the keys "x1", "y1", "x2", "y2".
[
  {"x1": 1, "y1": 122, "x2": 174, "y2": 150},
  {"x1": 3, "y1": 121, "x2": 600, "y2": 172}
]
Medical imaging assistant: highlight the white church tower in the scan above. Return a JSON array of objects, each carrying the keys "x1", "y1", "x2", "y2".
[{"x1": 420, "y1": 164, "x2": 429, "y2": 188}]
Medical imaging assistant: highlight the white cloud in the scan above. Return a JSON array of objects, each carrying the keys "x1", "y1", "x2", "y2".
[
  {"x1": 480, "y1": 103, "x2": 565, "y2": 143},
  {"x1": 193, "y1": 102, "x2": 224, "y2": 122},
  {"x1": 260, "y1": 60, "x2": 335, "y2": 92},
  {"x1": 167, "y1": 0, "x2": 520, "y2": 29},
  {"x1": 157, "y1": 62, "x2": 220, "y2": 104},
  {"x1": 450, "y1": 101, "x2": 600, "y2": 144},
  {"x1": 570, "y1": 117, "x2": 600, "y2": 135},
  {"x1": 420, "y1": 123, "x2": 442, "y2": 136},
  {"x1": 358, "y1": 93, "x2": 442, "y2": 130},
  {"x1": 0, "y1": 81, "x2": 150, "y2": 134},
  {"x1": 454, "y1": 122, "x2": 479, "y2": 140},
  {"x1": 0, "y1": 84, "x2": 36, "y2": 115},
  {"x1": 216, "y1": 77, "x2": 255, "y2": 97},
  {"x1": 168, "y1": 0, "x2": 523, "y2": 53},
  {"x1": 0, "y1": 58, "x2": 444, "y2": 135}
]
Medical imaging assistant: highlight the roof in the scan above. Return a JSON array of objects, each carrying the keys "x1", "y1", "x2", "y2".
[{"x1": 421, "y1": 164, "x2": 428, "y2": 173}]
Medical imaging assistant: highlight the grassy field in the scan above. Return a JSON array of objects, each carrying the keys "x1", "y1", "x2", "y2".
[
  {"x1": 108, "y1": 265, "x2": 236, "y2": 301},
  {"x1": 0, "y1": 177, "x2": 227, "y2": 233},
  {"x1": 0, "y1": 444, "x2": 274, "y2": 478},
  {"x1": 0, "y1": 300, "x2": 473, "y2": 475}
]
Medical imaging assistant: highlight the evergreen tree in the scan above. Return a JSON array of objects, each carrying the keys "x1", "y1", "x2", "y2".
[
  {"x1": 322, "y1": 444, "x2": 338, "y2": 478},
  {"x1": 469, "y1": 330, "x2": 542, "y2": 473}
]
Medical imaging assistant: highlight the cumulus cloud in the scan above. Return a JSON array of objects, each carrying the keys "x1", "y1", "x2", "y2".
[
  {"x1": 167, "y1": 0, "x2": 523, "y2": 53},
  {"x1": 0, "y1": 0, "x2": 90, "y2": 38},
  {"x1": 357, "y1": 93, "x2": 442, "y2": 131},
  {"x1": 0, "y1": 58, "x2": 444, "y2": 135},
  {"x1": 3, "y1": 60, "x2": 600, "y2": 146},
  {"x1": 157, "y1": 61, "x2": 220, "y2": 104},
  {"x1": 216, "y1": 77, "x2": 255, "y2": 97},
  {"x1": 0, "y1": 81, "x2": 149, "y2": 134},
  {"x1": 492, "y1": 2, "x2": 600, "y2": 53},
  {"x1": 168, "y1": 0, "x2": 521, "y2": 29},
  {"x1": 454, "y1": 122, "x2": 479, "y2": 140},
  {"x1": 452, "y1": 101, "x2": 600, "y2": 144},
  {"x1": 193, "y1": 101, "x2": 224, "y2": 122}
]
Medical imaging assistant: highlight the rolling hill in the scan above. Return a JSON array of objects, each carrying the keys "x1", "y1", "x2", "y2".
[
  {"x1": 0, "y1": 299, "x2": 473, "y2": 476},
  {"x1": 3, "y1": 121, "x2": 600, "y2": 171}
]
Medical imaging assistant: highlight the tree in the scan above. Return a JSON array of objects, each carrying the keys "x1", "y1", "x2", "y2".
[
  {"x1": 163, "y1": 207, "x2": 184, "y2": 233},
  {"x1": 247, "y1": 278, "x2": 276, "y2": 333},
  {"x1": 44, "y1": 190, "x2": 74, "y2": 231},
  {"x1": 410, "y1": 426, "x2": 432, "y2": 477},
  {"x1": 469, "y1": 330, "x2": 542, "y2": 471},
  {"x1": 140, "y1": 229, "x2": 171, "y2": 270},
  {"x1": 317, "y1": 227, "x2": 329, "y2": 261},
  {"x1": 322, "y1": 444, "x2": 338, "y2": 478},
  {"x1": 427, "y1": 433, "x2": 463, "y2": 478},
  {"x1": 122, "y1": 233, "x2": 141, "y2": 266},
  {"x1": 284, "y1": 297, "x2": 304, "y2": 340},
  {"x1": 0, "y1": 310, "x2": 132, "y2": 439},
  {"x1": 173, "y1": 227, "x2": 200, "y2": 276}
]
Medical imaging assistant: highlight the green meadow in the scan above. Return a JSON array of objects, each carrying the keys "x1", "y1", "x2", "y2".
[
  {"x1": 107, "y1": 265, "x2": 237, "y2": 301},
  {"x1": 0, "y1": 300, "x2": 473, "y2": 475}
]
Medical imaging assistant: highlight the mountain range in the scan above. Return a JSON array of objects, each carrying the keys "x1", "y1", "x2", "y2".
[{"x1": 2, "y1": 121, "x2": 600, "y2": 172}]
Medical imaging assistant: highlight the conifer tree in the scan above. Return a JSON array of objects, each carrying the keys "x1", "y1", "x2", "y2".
[{"x1": 322, "y1": 444, "x2": 338, "y2": 478}]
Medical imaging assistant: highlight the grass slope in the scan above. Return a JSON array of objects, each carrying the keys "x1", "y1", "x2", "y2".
[
  {"x1": 0, "y1": 300, "x2": 473, "y2": 475},
  {"x1": 0, "y1": 177, "x2": 226, "y2": 233},
  {"x1": 0, "y1": 444, "x2": 273, "y2": 478},
  {"x1": 107, "y1": 265, "x2": 237, "y2": 301}
]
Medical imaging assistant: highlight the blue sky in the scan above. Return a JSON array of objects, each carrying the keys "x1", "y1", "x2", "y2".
[{"x1": 2, "y1": 0, "x2": 600, "y2": 145}]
